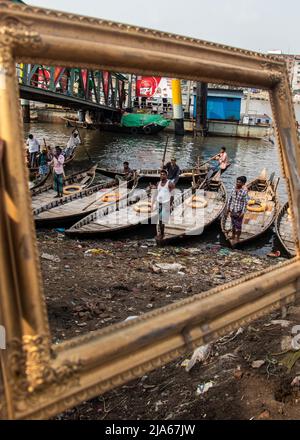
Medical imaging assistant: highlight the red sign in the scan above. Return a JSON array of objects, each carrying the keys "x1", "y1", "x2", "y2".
[
  {"x1": 81, "y1": 69, "x2": 88, "y2": 92},
  {"x1": 136, "y1": 76, "x2": 161, "y2": 97},
  {"x1": 102, "y1": 71, "x2": 110, "y2": 104}
]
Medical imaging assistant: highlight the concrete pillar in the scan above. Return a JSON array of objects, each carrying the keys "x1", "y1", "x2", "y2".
[
  {"x1": 172, "y1": 79, "x2": 184, "y2": 136},
  {"x1": 21, "y1": 99, "x2": 30, "y2": 123},
  {"x1": 78, "y1": 109, "x2": 86, "y2": 122},
  {"x1": 195, "y1": 82, "x2": 208, "y2": 136},
  {"x1": 127, "y1": 74, "x2": 132, "y2": 109}
]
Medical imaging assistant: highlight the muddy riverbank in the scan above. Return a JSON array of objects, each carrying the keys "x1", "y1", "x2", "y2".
[{"x1": 36, "y1": 230, "x2": 300, "y2": 419}]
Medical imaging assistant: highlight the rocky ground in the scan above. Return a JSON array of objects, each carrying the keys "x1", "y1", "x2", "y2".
[{"x1": 37, "y1": 229, "x2": 300, "y2": 420}]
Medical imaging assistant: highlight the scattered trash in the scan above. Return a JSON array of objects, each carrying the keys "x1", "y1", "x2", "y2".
[
  {"x1": 184, "y1": 344, "x2": 211, "y2": 372},
  {"x1": 233, "y1": 366, "x2": 243, "y2": 380},
  {"x1": 41, "y1": 252, "x2": 61, "y2": 263},
  {"x1": 148, "y1": 252, "x2": 162, "y2": 257},
  {"x1": 55, "y1": 228, "x2": 65, "y2": 233},
  {"x1": 206, "y1": 244, "x2": 221, "y2": 253},
  {"x1": 151, "y1": 265, "x2": 161, "y2": 274},
  {"x1": 280, "y1": 349, "x2": 300, "y2": 371},
  {"x1": 196, "y1": 381, "x2": 214, "y2": 395},
  {"x1": 270, "y1": 320, "x2": 291, "y2": 328},
  {"x1": 153, "y1": 263, "x2": 185, "y2": 272},
  {"x1": 218, "y1": 327, "x2": 243, "y2": 345},
  {"x1": 257, "y1": 410, "x2": 270, "y2": 420},
  {"x1": 267, "y1": 250, "x2": 281, "y2": 258},
  {"x1": 291, "y1": 376, "x2": 300, "y2": 387},
  {"x1": 180, "y1": 359, "x2": 189, "y2": 369},
  {"x1": 251, "y1": 360, "x2": 265, "y2": 369},
  {"x1": 218, "y1": 248, "x2": 231, "y2": 256},
  {"x1": 280, "y1": 335, "x2": 294, "y2": 352},
  {"x1": 84, "y1": 248, "x2": 112, "y2": 256},
  {"x1": 124, "y1": 316, "x2": 138, "y2": 322},
  {"x1": 186, "y1": 248, "x2": 202, "y2": 255},
  {"x1": 171, "y1": 285, "x2": 182, "y2": 293},
  {"x1": 154, "y1": 400, "x2": 163, "y2": 411}
]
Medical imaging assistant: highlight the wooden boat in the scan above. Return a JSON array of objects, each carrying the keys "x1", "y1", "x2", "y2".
[
  {"x1": 221, "y1": 170, "x2": 279, "y2": 248},
  {"x1": 66, "y1": 172, "x2": 223, "y2": 239},
  {"x1": 275, "y1": 202, "x2": 296, "y2": 257},
  {"x1": 156, "y1": 172, "x2": 227, "y2": 245},
  {"x1": 34, "y1": 175, "x2": 139, "y2": 226},
  {"x1": 29, "y1": 169, "x2": 51, "y2": 190},
  {"x1": 61, "y1": 116, "x2": 97, "y2": 130},
  {"x1": 97, "y1": 165, "x2": 210, "y2": 183},
  {"x1": 65, "y1": 188, "x2": 156, "y2": 237},
  {"x1": 31, "y1": 165, "x2": 97, "y2": 211}
]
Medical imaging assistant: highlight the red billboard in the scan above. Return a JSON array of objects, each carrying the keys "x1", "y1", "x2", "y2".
[{"x1": 136, "y1": 76, "x2": 161, "y2": 97}]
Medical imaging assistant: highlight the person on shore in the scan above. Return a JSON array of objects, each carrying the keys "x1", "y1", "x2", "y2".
[
  {"x1": 154, "y1": 169, "x2": 175, "y2": 240},
  {"x1": 226, "y1": 176, "x2": 248, "y2": 244},
  {"x1": 50, "y1": 146, "x2": 65, "y2": 198},
  {"x1": 213, "y1": 147, "x2": 230, "y2": 175},
  {"x1": 26, "y1": 134, "x2": 40, "y2": 168},
  {"x1": 38, "y1": 148, "x2": 50, "y2": 177},
  {"x1": 163, "y1": 157, "x2": 181, "y2": 185},
  {"x1": 64, "y1": 130, "x2": 80, "y2": 159}
]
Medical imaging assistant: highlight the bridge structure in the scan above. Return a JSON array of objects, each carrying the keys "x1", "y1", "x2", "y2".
[{"x1": 17, "y1": 63, "x2": 128, "y2": 122}]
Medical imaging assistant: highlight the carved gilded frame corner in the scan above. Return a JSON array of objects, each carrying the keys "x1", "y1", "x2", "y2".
[{"x1": 1, "y1": 2, "x2": 300, "y2": 420}]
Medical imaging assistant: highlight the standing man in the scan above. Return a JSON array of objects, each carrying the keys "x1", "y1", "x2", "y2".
[
  {"x1": 50, "y1": 146, "x2": 65, "y2": 198},
  {"x1": 154, "y1": 169, "x2": 175, "y2": 240},
  {"x1": 216, "y1": 147, "x2": 229, "y2": 174},
  {"x1": 226, "y1": 176, "x2": 248, "y2": 244},
  {"x1": 26, "y1": 134, "x2": 40, "y2": 168},
  {"x1": 163, "y1": 157, "x2": 181, "y2": 185},
  {"x1": 64, "y1": 130, "x2": 81, "y2": 159}
]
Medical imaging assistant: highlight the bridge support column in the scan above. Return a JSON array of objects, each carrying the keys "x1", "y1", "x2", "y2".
[
  {"x1": 21, "y1": 99, "x2": 30, "y2": 123},
  {"x1": 172, "y1": 79, "x2": 184, "y2": 136},
  {"x1": 78, "y1": 109, "x2": 86, "y2": 123},
  {"x1": 195, "y1": 82, "x2": 208, "y2": 137}
]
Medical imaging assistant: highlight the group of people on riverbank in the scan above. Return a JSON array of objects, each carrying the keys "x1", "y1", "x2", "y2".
[{"x1": 26, "y1": 130, "x2": 81, "y2": 197}]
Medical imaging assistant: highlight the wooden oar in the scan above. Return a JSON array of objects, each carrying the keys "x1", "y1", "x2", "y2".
[
  {"x1": 162, "y1": 136, "x2": 169, "y2": 168},
  {"x1": 198, "y1": 154, "x2": 218, "y2": 168}
]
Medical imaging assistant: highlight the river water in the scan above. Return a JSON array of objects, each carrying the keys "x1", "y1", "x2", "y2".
[{"x1": 24, "y1": 100, "x2": 297, "y2": 255}]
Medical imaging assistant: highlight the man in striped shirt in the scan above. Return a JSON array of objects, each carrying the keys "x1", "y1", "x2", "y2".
[{"x1": 226, "y1": 176, "x2": 248, "y2": 244}]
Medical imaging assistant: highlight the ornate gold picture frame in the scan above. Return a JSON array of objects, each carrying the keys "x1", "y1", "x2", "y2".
[{"x1": 1, "y1": 2, "x2": 300, "y2": 419}]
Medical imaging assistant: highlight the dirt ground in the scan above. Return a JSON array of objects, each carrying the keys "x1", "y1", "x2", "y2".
[{"x1": 37, "y1": 229, "x2": 300, "y2": 420}]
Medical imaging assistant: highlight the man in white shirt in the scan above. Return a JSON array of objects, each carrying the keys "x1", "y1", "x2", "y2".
[
  {"x1": 26, "y1": 134, "x2": 40, "y2": 168},
  {"x1": 64, "y1": 130, "x2": 81, "y2": 159},
  {"x1": 154, "y1": 169, "x2": 175, "y2": 240}
]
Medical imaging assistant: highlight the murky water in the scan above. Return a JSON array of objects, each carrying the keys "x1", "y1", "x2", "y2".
[{"x1": 24, "y1": 116, "x2": 291, "y2": 255}]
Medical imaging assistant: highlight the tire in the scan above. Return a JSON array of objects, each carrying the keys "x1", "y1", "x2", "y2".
[
  {"x1": 130, "y1": 127, "x2": 138, "y2": 135},
  {"x1": 143, "y1": 126, "x2": 152, "y2": 135}
]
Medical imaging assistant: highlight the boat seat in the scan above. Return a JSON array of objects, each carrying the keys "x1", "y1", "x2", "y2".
[{"x1": 80, "y1": 175, "x2": 90, "y2": 185}]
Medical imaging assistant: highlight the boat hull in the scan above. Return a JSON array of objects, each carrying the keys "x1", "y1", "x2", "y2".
[
  {"x1": 96, "y1": 167, "x2": 209, "y2": 183},
  {"x1": 275, "y1": 202, "x2": 296, "y2": 257},
  {"x1": 98, "y1": 123, "x2": 166, "y2": 135}
]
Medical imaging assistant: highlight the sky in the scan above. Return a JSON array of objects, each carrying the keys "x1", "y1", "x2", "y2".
[{"x1": 26, "y1": 0, "x2": 300, "y2": 54}]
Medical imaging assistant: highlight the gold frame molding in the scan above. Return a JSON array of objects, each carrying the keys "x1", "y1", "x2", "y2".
[{"x1": 1, "y1": 2, "x2": 300, "y2": 419}]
